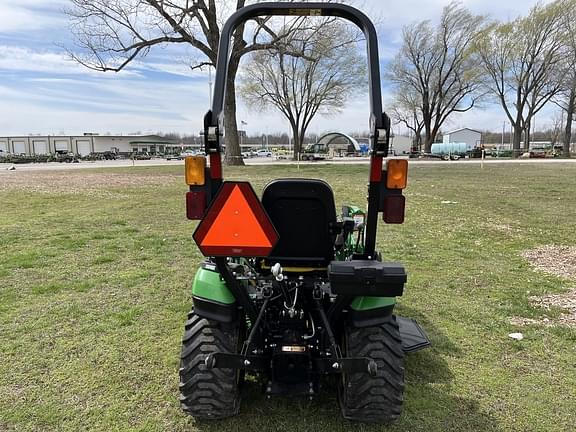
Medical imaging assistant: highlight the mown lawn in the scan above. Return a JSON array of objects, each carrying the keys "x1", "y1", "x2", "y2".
[{"x1": 0, "y1": 162, "x2": 575, "y2": 432}]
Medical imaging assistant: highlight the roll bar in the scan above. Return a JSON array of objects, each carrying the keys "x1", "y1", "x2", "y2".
[
  {"x1": 203, "y1": 2, "x2": 391, "y2": 258},
  {"x1": 204, "y1": 2, "x2": 390, "y2": 158}
]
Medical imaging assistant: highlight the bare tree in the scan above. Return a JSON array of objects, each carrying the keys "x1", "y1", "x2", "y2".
[
  {"x1": 65, "y1": 0, "x2": 314, "y2": 165},
  {"x1": 552, "y1": 0, "x2": 576, "y2": 157},
  {"x1": 556, "y1": 87, "x2": 576, "y2": 157},
  {"x1": 389, "y1": 86, "x2": 424, "y2": 151},
  {"x1": 386, "y1": 2, "x2": 486, "y2": 153},
  {"x1": 547, "y1": 111, "x2": 564, "y2": 148},
  {"x1": 475, "y1": 0, "x2": 568, "y2": 157},
  {"x1": 555, "y1": 84, "x2": 576, "y2": 158},
  {"x1": 238, "y1": 22, "x2": 366, "y2": 159}
]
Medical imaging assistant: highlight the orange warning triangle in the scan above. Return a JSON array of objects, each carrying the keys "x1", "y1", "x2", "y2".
[
  {"x1": 193, "y1": 182, "x2": 279, "y2": 257},
  {"x1": 202, "y1": 185, "x2": 272, "y2": 247}
]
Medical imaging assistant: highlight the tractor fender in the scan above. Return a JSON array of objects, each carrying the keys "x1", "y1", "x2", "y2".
[
  {"x1": 348, "y1": 296, "x2": 395, "y2": 327},
  {"x1": 192, "y1": 266, "x2": 238, "y2": 323}
]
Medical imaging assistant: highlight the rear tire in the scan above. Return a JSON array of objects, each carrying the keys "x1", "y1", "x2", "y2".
[
  {"x1": 339, "y1": 315, "x2": 405, "y2": 423},
  {"x1": 179, "y1": 310, "x2": 241, "y2": 419}
]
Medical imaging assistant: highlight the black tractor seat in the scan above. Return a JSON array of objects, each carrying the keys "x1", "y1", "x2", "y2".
[{"x1": 261, "y1": 178, "x2": 337, "y2": 270}]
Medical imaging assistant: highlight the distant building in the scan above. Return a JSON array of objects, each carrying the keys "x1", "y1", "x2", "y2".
[
  {"x1": 442, "y1": 128, "x2": 482, "y2": 148},
  {"x1": 0, "y1": 134, "x2": 179, "y2": 156},
  {"x1": 390, "y1": 135, "x2": 412, "y2": 155},
  {"x1": 316, "y1": 132, "x2": 361, "y2": 155}
]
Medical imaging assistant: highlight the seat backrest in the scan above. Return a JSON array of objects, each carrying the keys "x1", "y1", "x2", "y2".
[{"x1": 261, "y1": 178, "x2": 337, "y2": 268}]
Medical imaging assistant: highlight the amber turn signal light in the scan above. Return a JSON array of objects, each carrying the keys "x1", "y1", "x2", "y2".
[
  {"x1": 185, "y1": 156, "x2": 206, "y2": 186},
  {"x1": 386, "y1": 159, "x2": 408, "y2": 189}
]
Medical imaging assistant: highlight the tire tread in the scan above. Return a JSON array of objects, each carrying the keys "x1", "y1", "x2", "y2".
[
  {"x1": 179, "y1": 309, "x2": 241, "y2": 419},
  {"x1": 339, "y1": 315, "x2": 405, "y2": 423}
]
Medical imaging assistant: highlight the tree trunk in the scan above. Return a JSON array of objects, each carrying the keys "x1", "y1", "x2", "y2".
[
  {"x1": 422, "y1": 120, "x2": 440, "y2": 153},
  {"x1": 512, "y1": 124, "x2": 523, "y2": 158},
  {"x1": 421, "y1": 107, "x2": 433, "y2": 153},
  {"x1": 411, "y1": 137, "x2": 418, "y2": 152},
  {"x1": 291, "y1": 125, "x2": 300, "y2": 160},
  {"x1": 223, "y1": 59, "x2": 244, "y2": 166},
  {"x1": 415, "y1": 130, "x2": 423, "y2": 152},
  {"x1": 423, "y1": 128, "x2": 434, "y2": 153},
  {"x1": 523, "y1": 121, "x2": 531, "y2": 153},
  {"x1": 563, "y1": 88, "x2": 575, "y2": 158}
]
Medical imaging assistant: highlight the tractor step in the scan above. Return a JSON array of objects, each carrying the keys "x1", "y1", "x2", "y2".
[{"x1": 397, "y1": 316, "x2": 431, "y2": 353}]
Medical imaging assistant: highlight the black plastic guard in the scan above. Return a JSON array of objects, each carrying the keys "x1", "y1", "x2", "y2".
[
  {"x1": 397, "y1": 316, "x2": 431, "y2": 353},
  {"x1": 348, "y1": 304, "x2": 394, "y2": 328},
  {"x1": 193, "y1": 296, "x2": 238, "y2": 323}
]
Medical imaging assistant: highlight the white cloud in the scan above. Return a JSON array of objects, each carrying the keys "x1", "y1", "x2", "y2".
[
  {"x1": 365, "y1": 0, "x2": 555, "y2": 54},
  {"x1": 0, "y1": 100, "x2": 191, "y2": 136},
  {"x1": 0, "y1": 4, "x2": 46, "y2": 33},
  {"x1": 0, "y1": 0, "x2": 68, "y2": 34},
  {"x1": 133, "y1": 60, "x2": 212, "y2": 79},
  {"x1": 0, "y1": 0, "x2": 563, "y2": 137},
  {"x1": 0, "y1": 45, "x2": 141, "y2": 77},
  {"x1": 0, "y1": 72, "x2": 211, "y2": 136}
]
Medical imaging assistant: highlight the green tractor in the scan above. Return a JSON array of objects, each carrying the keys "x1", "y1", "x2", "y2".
[{"x1": 179, "y1": 2, "x2": 429, "y2": 423}]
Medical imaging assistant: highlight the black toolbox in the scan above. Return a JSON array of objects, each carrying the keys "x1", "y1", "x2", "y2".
[{"x1": 328, "y1": 260, "x2": 406, "y2": 297}]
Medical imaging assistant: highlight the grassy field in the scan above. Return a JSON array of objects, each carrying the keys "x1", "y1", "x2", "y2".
[{"x1": 0, "y1": 162, "x2": 575, "y2": 432}]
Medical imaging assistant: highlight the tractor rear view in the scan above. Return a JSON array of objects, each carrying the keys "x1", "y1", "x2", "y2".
[{"x1": 179, "y1": 2, "x2": 429, "y2": 423}]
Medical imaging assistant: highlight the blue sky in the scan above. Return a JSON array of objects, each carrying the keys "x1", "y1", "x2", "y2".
[{"x1": 0, "y1": 0, "x2": 553, "y2": 138}]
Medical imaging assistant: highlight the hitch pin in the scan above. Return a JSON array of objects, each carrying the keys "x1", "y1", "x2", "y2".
[{"x1": 272, "y1": 262, "x2": 284, "y2": 281}]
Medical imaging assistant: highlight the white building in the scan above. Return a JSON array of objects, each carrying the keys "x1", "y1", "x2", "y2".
[
  {"x1": 390, "y1": 135, "x2": 413, "y2": 155},
  {"x1": 442, "y1": 128, "x2": 482, "y2": 148},
  {"x1": 0, "y1": 134, "x2": 179, "y2": 156}
]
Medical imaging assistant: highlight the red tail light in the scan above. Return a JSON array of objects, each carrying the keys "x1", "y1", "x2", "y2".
[
  {"x1": 186, "y1": 191, "x2": 206, "y2": 220},
  {"x1": 369, "y1": 155, "x2": 383, "y2": 182},
  {"x1": 382, "y1": 195, "x2": 405, "y2": 224}
]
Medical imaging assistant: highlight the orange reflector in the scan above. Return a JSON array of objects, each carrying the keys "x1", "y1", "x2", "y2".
[
  {"x1": 185, "y1": 156, "x2": 206, "y2": 185},
  {"x1": 386, "y1": 159, "x2": 408, "y2": 189},
  {"x1": 193, "y1": 182, "x2": 279, "y2": 257}
]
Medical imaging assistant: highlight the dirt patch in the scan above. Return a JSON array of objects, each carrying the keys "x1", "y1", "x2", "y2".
[
  {"x1": 0, "y1": 170, "x2": 179, "y2": 196},
  {"x1": 521, "y1": 245, "x2": 576, "y2": 279},
  {"x1": 511, "y1": 245, "x2": 576, "y2": 328},
  {"x1": 511, "y1": 288, "x2": 576, "y2": 328},
  {"x1": 509, "y1": 316, "x2": 553, "y2": 327},
  {"x1": 481, "y1": 220, "x2": 521, "y2": 236},
  {"x1": 529, "y1": 289, "x2": 576, "y2": 327}
]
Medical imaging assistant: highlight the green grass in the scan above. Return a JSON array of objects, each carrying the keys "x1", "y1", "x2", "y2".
[{"x1": 1, "y1": 163, "x2": 575, "y2": 432}]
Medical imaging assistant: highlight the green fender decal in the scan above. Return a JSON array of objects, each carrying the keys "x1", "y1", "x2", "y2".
[
  {"x1": 351, "y1": 296, "x2": 396, "y2": 311},
  {"x1": 192, "y1": 268, "x2": 235, "y2": 304}
]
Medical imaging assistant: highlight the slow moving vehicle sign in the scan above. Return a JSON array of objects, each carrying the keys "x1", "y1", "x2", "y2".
[{"x1": 193, "y1": 182, "x2": 279, "y2": 256}]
